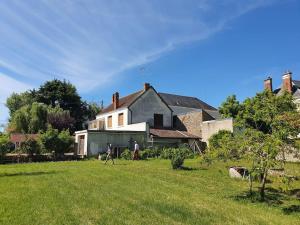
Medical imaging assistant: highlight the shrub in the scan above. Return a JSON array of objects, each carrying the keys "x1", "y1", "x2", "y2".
[
  {"x1": 39, "y1": 126, "x2": 73, "y2": 154},
  {"x1": 121, "y1": 149, "x2": 132, "y2": 160},
  {"x1": 171, "y1": 149, "x2": 185, "y2": 169},
  {"x1": 19, "y1": 138, "x2": 40, "y2": 155},
  {"x1": 139, "y1": 151, "x2": 148, "y2": 160},
  {"x1": 57, "y1": 130, "x2": 73, "y2": 153},
  {"x1": 0, "y1": 134, "x2": 14, "y2": 162},
  {"x1": 161, "y1": 148, "x2": 173, "y2": 159},
  {"x1": 100, "y1": 153, "x2": 107, "y2": 161}
]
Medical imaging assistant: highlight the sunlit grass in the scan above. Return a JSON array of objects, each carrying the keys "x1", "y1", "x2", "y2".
[{"x1": 0, "y1": 159, "x2": 299, "y2": 225}]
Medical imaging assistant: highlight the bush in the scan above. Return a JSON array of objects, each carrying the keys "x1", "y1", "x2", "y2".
[
  {"x1": 161, "y1": 148, "x2": 173, "y2": 159},
  {"x1": 139, "y1": 151, "x2": 148, "y2": 160},
  {"x1": 171, "y1": 149, "x2": 185, "y2": 169},
  {"x1": 19, "y1": 138, "x2": 40, "y2": 155},
  {"x1": 39, "y1": 126, "x2": 73, "y2": 154},
  {"x1": 121, "y1": 149, "x2": 132, "y2": 160},
  {"x1": 100, "y1": 153, "x2": 107, "y2": 161},
  {"x1": 0, "y1": 134, "x2": 14, "y2": 162}
]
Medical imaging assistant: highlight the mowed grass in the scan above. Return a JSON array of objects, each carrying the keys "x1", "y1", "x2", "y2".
[{"x1": 0, "y1": 159, "x2": 299, "y2": 225}]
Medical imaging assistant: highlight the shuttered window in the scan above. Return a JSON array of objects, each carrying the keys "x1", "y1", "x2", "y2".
[
  {"x1": 118, "y1": 113, "x2": 124, "y2": 126},
  {"x1": 107, "y1": 116, "x2": 112, "y2": 128}
]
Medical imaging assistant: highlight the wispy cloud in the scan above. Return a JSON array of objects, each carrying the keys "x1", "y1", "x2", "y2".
[
  {"x1": 0, "y1": 73, "x2": 32, "y2": 123},
  {"x1": 0, "y1": 0, "x2": 278, "y2": 123}
]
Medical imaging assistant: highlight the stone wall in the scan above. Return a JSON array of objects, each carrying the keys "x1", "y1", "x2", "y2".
[{"x1": 175, "y1": 111, "x2": 204, "y2": 137}]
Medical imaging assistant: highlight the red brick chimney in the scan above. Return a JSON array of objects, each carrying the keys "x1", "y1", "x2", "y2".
[
  {"x1": 282, "y1": 71, "x2": 293, "y2": 93},
  {"x1": 144, "y1": 83, "x2": 150, "y2": 91},
  {"x1": 112, "y1": 92, "x2": 119, "y2": 110},
  {"x1": 264, "y1": 76, "x2": 273, "y2": 92}
]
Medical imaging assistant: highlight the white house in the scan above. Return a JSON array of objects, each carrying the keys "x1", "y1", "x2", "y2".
[{"x1": 75, "y1": 83, "x2": 232, "y2": 156}]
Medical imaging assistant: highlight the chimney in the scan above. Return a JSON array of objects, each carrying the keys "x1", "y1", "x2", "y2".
[
  {"x1": 144, "y1": 83, "x2": 150, "y2": 91},
  {"x1": 264, "y1": 76, "x2": 273, "y2": 92},
  {"x1": 112, "y1": 92, "x2": 119, "y2": 110},
  {"x1": 282, "y1": 71, "x2": 293, "y2": 93}
]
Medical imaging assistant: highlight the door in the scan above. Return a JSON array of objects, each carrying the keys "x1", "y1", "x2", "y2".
[
  {"x1": 154, "y1": 114, "x2": 163, "y2": 128},
  {"x1": 78, "y1": 135, "x2": 85, "y2": 155}
]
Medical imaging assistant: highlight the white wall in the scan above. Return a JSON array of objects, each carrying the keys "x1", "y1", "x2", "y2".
[
  {"x1": 96, "y1": 108, "x2": 129, "y2": 130},
  {"x1": 129, "y1": 88, "x2": 172, "y2": 127},
  {"x1": 201, "y1": 118, "x2": 233, "y2": 144},
  {"x1": 109, "y1": 122, "x2": 147, "y2": 131}
]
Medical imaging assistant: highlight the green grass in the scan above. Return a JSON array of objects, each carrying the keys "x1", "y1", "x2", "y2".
[{"x1": 0, "y1": 159, "x2": 299, "y2": 225}]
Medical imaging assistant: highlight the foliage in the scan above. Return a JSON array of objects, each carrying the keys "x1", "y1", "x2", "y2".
[
  {"x1": 0, "y1": 134, "x2": 14, "y2": 161},
  {"x1": 35, "y1": 79, "x2": 86, "y2": 131},
  {"x1": 170, "y1": 148, "x2": 186, "y2": 169},
  {"x1": 6, "y1": 91, "x2": 36, "y2": 117},
  {"x1": 47, "y1": 106, "x2": 75, "y2": 131},
  {"x1": 9, "y1": 103, "x2": 48, "y2": 133},
  {"x1": 139, "y1": 151, "x2": 148, "y2": 160},
  {"x1": 219, "y1": 95, "x2": 241, "y2": 119},
  {"x1": 57, "y1": 130, "x2": 74, "y2": 153},
  {"x1": 100, "y1": 153, "x2": 107, "y2": 161},
  {"x1": 212, "y1": 90, "x2": 300, "y2": 201},
  {"x1": 19, "y1": 137, "x2": 40, "y2": 155},
  {"x1": 160, "y1": 148, "x2": 174, "y2": 159},
  {"x1": 235, "y1": 90, "x2": 296, "y2": 134},
  {"x1": 6, "y1": 79, "x2": 101, "y2": 133},
  {"x1": 85, "y1": 102, "x2": 102, "y2": 120},
  {"x1": 38, "y1": 126, "x2": 73, "y2": 154},
  {"x1": 121, "y1": 149, "x2": 132, "y2": 160},
  {"x1": 208, "y1": 130, "x2": 239, "y2": 161}
]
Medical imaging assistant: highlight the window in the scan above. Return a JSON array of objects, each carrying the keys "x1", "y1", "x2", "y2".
[
  {"x1": 154, "y1": 114, "x2": 163, "y2": 128},
  {"x1": 173, "y1": 115, "x2": 177, "y2": 128},
  {"x1": 118, "y1": 113, "x2": 124, "y2": 126},
  {"x1": 107, "y1": 116, "x2": 112, "y2": 128}
]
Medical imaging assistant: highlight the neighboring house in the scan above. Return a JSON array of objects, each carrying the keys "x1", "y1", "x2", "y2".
[
  {"x1": 75, "y1": 83, "x2": 232, "y2": 156},
  {"x1": 10, "y1": 133, "x2": 39, "y2": 150},
  {"x1": 264, "y1": 71, "x2": 300, "y2": 110}
]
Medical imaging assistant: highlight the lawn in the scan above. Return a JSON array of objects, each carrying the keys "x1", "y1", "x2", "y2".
[{"x1": 0, "y1": 159, "x2": 299, "y2": 225}]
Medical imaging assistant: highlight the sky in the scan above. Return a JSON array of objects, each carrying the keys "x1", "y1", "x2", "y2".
[{"x1": 1, "y1": 0, "x2": 300, "y2": 129}]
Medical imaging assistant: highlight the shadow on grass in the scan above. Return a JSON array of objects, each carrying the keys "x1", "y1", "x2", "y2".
[
  {"x1": 0, "y1": 171, "x2": 61, "y2": 178},
  {"x1": 283, "y1": 205, "x2": 300, "y2": 215},
  {"x1": 233, "y1": 187, "x2": 300, "y2": 215},
  {"x1": 180, "y1": 166, "x2": 207, "y2": 171}
]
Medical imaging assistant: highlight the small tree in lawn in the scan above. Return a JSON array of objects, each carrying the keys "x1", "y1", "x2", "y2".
[{"x1": 211, "y1": 90, "x2": 300, "y2": 201}]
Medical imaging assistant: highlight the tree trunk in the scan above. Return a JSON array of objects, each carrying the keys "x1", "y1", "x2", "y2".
[
  {"x1": 249, "y1": 174, "x2": 253, "y2": 195},
  {"x1": 260, "y1": 170, "x2": 268, "y2": 201}
]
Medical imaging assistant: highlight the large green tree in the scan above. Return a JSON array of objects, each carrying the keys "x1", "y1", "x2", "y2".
[{"x1": 6, "y1": 79, "x2": 101, "y2": 133}]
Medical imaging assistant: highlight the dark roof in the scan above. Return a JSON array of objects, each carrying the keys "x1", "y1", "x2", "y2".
[
  {"x1": 274, "y1": 80, "x2": 300, "y2": 99},
  {"x1": 150, "y1": 128, "x2": 200, "y2": 139},
  {"x1": 99, "y1": 90, "x2": 143, "y2": 115},
  {"x1": 159, "y1": 93, "x2": 217, "y2": 111}
]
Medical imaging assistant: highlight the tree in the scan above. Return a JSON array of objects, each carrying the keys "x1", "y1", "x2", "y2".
[
  {"x1": 211, "y1": 90, "x2": 300, "y2": 201},
  {"x1": 47, "y1": 106, "x2": 75, "y2": 131},
  {"x1": 6, "y1": 91, "x2": 36, "y2": 117},
  {"x1": 9, "y1": 103, "x2": 48, "y2": 133},
  {"x1": 219, "y1": 95, "x2": 241, "y2": 119},
  {"x1": 35, "y1": 79, "x2": 85, "y2": 131},
  {"x1": 38, "y1": 126, "x2": 73, "y2": 155},
  {"x1": 10, "y1": 105, "x2": 30, "y2": 133},
  {"x1": 29, "y1": 103, "x2": 48, "y2": 133},
  {"x1": 85, "y1": 102, "x2": 101, "y2": 120},
  {"x1": 0, "y1": 134, "x2": 14, "y2": 162}
]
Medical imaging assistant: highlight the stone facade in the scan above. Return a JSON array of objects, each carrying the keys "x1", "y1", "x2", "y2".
[{"x1": 175, "y1": 111, "x2": 215, "y2": 137}]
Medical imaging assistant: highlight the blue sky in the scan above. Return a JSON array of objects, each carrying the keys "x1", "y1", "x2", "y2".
[{"x1": 0, "y1": 0, "x2": 300, "y2": 127}]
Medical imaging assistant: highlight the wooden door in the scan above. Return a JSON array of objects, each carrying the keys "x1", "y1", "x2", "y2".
[{"x1": 78, "y1": 135, "x2": 85, "y2": 155}]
